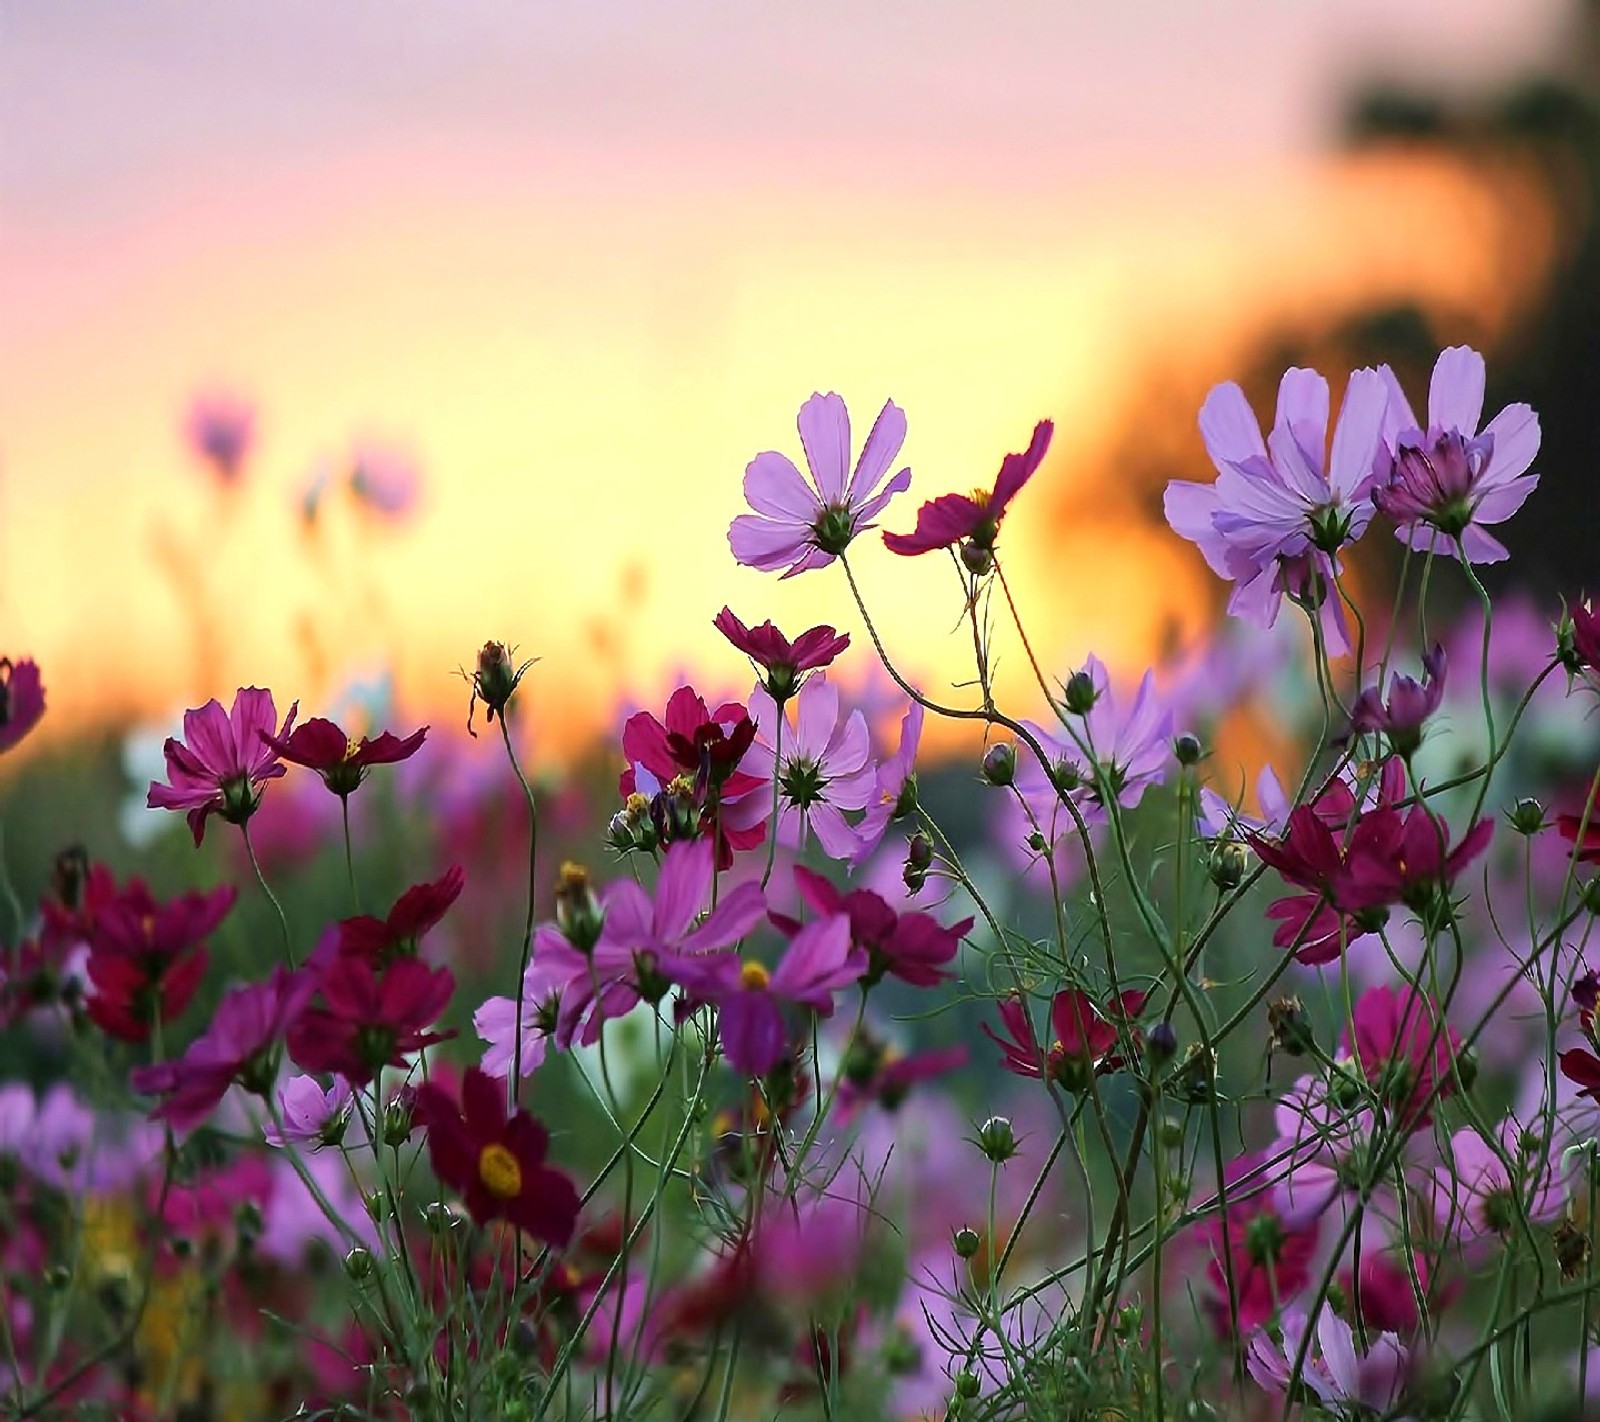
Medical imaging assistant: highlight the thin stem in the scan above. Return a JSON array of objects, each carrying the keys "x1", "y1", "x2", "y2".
[{"x1": 241, "y1": 820, "x2": 294, "y2": 965}]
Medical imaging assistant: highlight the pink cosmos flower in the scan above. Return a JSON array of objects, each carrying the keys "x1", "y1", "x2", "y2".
[
  {"x1": 1248, "y1": 1306, "x2": 1411, "y2": 1415},
  {"x1": 1165, "y1": 367, "x2": 1388, "y2": 655},
  {"x1": 677, "y1": 914, "x2": 867, "y2": 1076},
  {"x1": 1348, "y1": 644, "x2": 1447, "y2": 757},
  {"x1": 348, "y1": 443, "x2": 421, "y2": 520},
  {"x1": 883, "y1": 420, "x2": 1052, "y2": 562},
  {"x1": 147, "y1": 687, "x2": 299, "y2": 844},
  {"x1": 1269, "y1": 1074, "x2": 1381, "y2": 1229},
  {"x1": 263, "y1": 1074, "x2": 353, "y2": 1149},
  {"x1": 1197, "y1": 1150, "x2": 1321, "y2": 1337},
  {"x1": 1197, "y1": 765, "x2": 1290, "y2": 840},
  {"x1": 1431, "y1": 1119, "x2": 1563, "y2": 1251},
  {"x1": 184, "y1": 389, "x2": 255, "y2": 485},
  {"x1": 851, "y1": 702, "x2": 923, "y2": 865},
  {"x1": 745, "y1": 676, "x2": 877, "y2": 859},
  {"x1": 1374, "y1": 345, "x2": 1540, "y2": 563},
  {"x1": 1346, "y1": 983, "x2": 1461, "y2": 1131},
  {"x1": 261, "y1": 716, "x2": 427, "y2": 798},
  {"x1": 0, "y1": 658, "x2": 45, "y2": 755},
  {"x1": 728, "y1": 392, "x2": 911, "y2": 578},
  {"x1": 712, "y1": 607, "x2": 849, "y2": 704},
  {"x1": 983, "y1": 988, "x2": 1145, "y2": 1091},
  {"x1": 131, "y1": 966, "x2": 315, "y2": 1135}
]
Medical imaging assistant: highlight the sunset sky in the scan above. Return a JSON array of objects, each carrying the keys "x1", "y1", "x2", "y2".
[{"x1": 0, "y1": 0, "x2": 1570, "y2": 754}]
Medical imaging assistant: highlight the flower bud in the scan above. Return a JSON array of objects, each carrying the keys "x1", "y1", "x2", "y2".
[
  {"x1": 1173, "y1": 733, "x2": 1202, "y2": 767},
  {"x1": 1582, "y1": 878, "x2": 1600, "y2": 917},
  {"x1": 473, "y1": 640, "x2": 519, "y2": 721},
  {"x1": 1208, "y1": 841, "x2": 1246, "y2": 890},
  {"x1": 906, "y1": 833, "x2": 933, "y2": 871},
  {"x1": 953, "y1": 1226, "x2": 981, "y2": 1259},
  {"x1": 960, "y1": 541, "x2": 994, "y2": 577},
  {"x1": 954, "y1": 1370, "x2": 981, "y2": 1399},
  {"x1": 1147, "y1": 1021, "x2": 1178, "y2": 1063},
  {"x1": 1026, "y1": 828, "x2": 1047, "y2": 853},
  {"x1": 383, "y1": 1096, "x2": 414, "y2": 1147},
  {"x1": 1174, "y1": 1044, "x2": 1216, "y2": 1105},
  {"x1": 555, "y1": 862, "x2": 605, "y2": 952},
  {"x1": 344, "y1": 1247, "x2": 374, "y2": 1282},
  {"x1": 46, "y1": 1263, "x2": 71, "y2": 1291},
  {"x1": 1157, "y1": 1115, "x2": 1185, "y2": 1150},
  {"x1": 1267, "y1": 997, "x2": 1315, "y2": 1057},
  {"x1": 1062, "y1": 670, "x2": 1098, "y2": 716},
  {"x1": 976, "y1": 1115, "x2": 1017, "y2": 1164},
  {"x1": 50, "y1": 845, "x2": 89, "y2": 910},
  {"x1": 981, "y1": 742, "x2": 1016, "y2": 788},
  {"x1": 1508, "y1": 797, "x2": 1547, "y2": 836},
  {"x1": 423, "y1": 1202, "x2": 461, "y2": 1236},
  {"x1": 1454, "y1": 1045, "x2": 1480, "y2": 1094}
]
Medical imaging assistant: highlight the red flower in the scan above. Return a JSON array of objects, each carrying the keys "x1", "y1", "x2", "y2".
[
  {"x1": 262, "y1": 716, "x2": 427, "y2": 797},
  {"x1": 335, "y1": 866, "x2": 465, "y2": 965},
  {"x1": 883, "y1": 420, "x2": 1052, "y2": 559},
  {"x1": 983, "y1": 987, "x2": 1144, "y2": 1090},
  {"x1": 1560, "y1": 1046, "x2": 1600, "y2": 1100},
  {"x1": 412, "y1": 1067, "x2": 580, "y2": 1245},
  {"x1": 147, "y1": 687, "x2": 298, "y2": 844},
  {"x1": 1198, "y1": 1151, "x2": 1320, "y2": 1337},
  {"x1": 1563, "y1": 594, "x2": 1600, "y2": 671},
  {"x1": 287, "y1": 956, "x2": 456, "y2": 1086},
  {"x1": 780, "y1": 865, "x2": 970, "y2": 988},
  {"x1": 713, "y1": 607, "x2": 849, "y2": 703},
  {"x1": 0, "y1": 657, "x2": 45, "y2": 755},
  {"x1": 1345, "y1": 984, "x2": 1461, "y2": 1131},
  {"x1": 1556, "y1": 811, "x2": 1600, "y2": 865}
]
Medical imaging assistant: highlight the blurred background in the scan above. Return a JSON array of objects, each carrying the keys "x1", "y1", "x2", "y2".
[{"x1": 2, "y1": 0, "x2": 1596, "y2": 758}]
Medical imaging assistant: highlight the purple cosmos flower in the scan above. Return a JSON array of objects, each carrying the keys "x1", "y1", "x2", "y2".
[
  {"x1": 540, "y1": 839, "x2": 768, "y2": 1050},
  {"x1": 680, "y1": 914, "x2": 866, "y2": 1076},
  {"x1": 132, "y1": 966, "x2": 315, "y2": 1135},
  {"x1": 746, "y1": 675, "x2": 877, "y2": 859},
  {"x1": 263, "y1": 1075, "x2": 353, "y2": 1149},
  {"x1": 1061, "y1": 655, "x2": 1175, "y2": 817},
  {"x1": 1165, "y1": 366, "x2": 1388, "y2": 655},
  {"x1": 780, "y1": 865, "x2": 971, "y2": 988},
  {"x1": 1269, "y1": 1074, "x2": 1381, "y2": 1230},
  {"x1": 1348, "y1": 644, "x2": 1447, "y2": 757},
  {"x1": 1197, "y1": 765, "x2": 1290, "y2": 840},
  {"x1": 1374, "y1": 345, "x2": 1540, "y2": 563},
  {"x1": 147, "y1": 687, "x2": 299, "y2": 844},
  {"x1": 1430, "y1": 1119, "x2": 1563, "y2": 1251},
  {"x1": 1248, "y1": 1307, "x2": 1410, "y2": 1415},
  {"x1": 0, "y1": 658, "x2": 45, "y2": 755},
  {"x1": 883, "y1": 420, "x2": 1052, "y2": 565},
  {"x1": 728, "y1": 392, "x2": 911, "y2": 578},
  {"x1": 349, "y1": 443, "x2": 421, "y2": 520},
  {"x1": 474, "y1": 955, "x2": 564, "y2": 1078},
  {"x1": 184, "y1": 389, "x2": 255, "y2": 485},
  {"x1": 850, "y1": 701, "x2": 923, "y2": 865}
]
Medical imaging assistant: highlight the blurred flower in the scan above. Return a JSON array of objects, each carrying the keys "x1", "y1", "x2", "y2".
[
  {"x1": 1430, "y1": 1119, "x2": 1563, "y2": 1250},
  {"x1": 263, "y1": 716, "x2": 427, "y2": 798},
  {"x1": 412, "y1": 1067, "x2": 580, "y2": 1244},
  {"x1": 1165, "y1": 367, "x2": 1388, "y2": 655},
  {"x1": 183, "y1": 389, "x2": 255, "y2": 485},
  {"x1": 883, "y1": 419, "x2": 1052, "y2": 561},
  {"x1": 0, "y1": 658, "x2": 45, "y2": 754},
  {"x1": 332, "y1": 865, "x2": 465, "y2": 965},
  {"x1": 983, "y1": 988, "x2": 1143, "y2": 1090},
  {"x1": 1064, "y1": 654, "x2": 1175, "y2": 815},
  {"x1": 287, "y1": 956, "x2": 456, "y2": 1086},
  {"x1": 146, "y1": 687, "x2": 298, "y2": 845},
  {"x1": 348, "y1": 443, "x2": 421, "y2": 521},
  {"x1": 1346, "y1": 984, "x2": 1462, "y2": 1131},
  {"x1": 713, "y1": 607, "x2": 849, "y2": 704},
  {"x1": 1197, "y1": 1151, "x2": 1320, "y2": 1337},
  {"x1": 851, "y1": 701, "x2": 923, "y2": 865},
  {"x1": 1197, "y1": 764, "x2": 1290, "y2": 840},
  {"x1": 1248, "y1": 1306, "x2": 1410, "y2": 1414},
  {"x1": 131, "y1": 966, "x2": 315, "y2": 1135},
  {"x1": 1375, "y1": 345, "x2": 1540, "y2": 563},
  {"x1": 263, "y1": 1074, "x2": 353, "y2": 1149},
  {"x1": 729, "y1": 392, "x2": 911, "y2": 577}
]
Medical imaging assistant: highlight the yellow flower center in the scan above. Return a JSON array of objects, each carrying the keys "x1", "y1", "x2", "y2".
[
  {"x1": 344, "y1": 736, "x2": 363, "y2": 761},
  {"x1": 478, "y1": 1142, "x2": 523, "y2": 1199},
  {"x1": 739, "y1": 961, "x2": 771, "y2": 991}
]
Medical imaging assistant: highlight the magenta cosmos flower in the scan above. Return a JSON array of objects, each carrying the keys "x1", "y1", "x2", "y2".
[
  {"x1": 779, "y1": 865, "x2": 970, "y2": 988},
  {"x1": 0, "y1": 658, "x2": 45, "y2": 755},
  {"x1": 713, "y1": 607, "x2": 849, "y2": 704},
  {"x1": 1375, "y1": 345, "x2": 1540, "y2": 563},
  {"x1": 728, "y1": 392, "x2": 911, "y2": 577},
  {"x1": 883, "y1": 420, "x2": 1053, "y2": 565},
  {"x1": 131, "y1": 966, "x2": 315, "y2": 1135},
  {"x1": 1165, "y1": 367, "x2": 1388, "y2": 654},
  {"x1": 262, "y1": 716, "x2": 427, "y2": 797},
  {"x1": 148, "y1": 687, "x2": 299, "y2": 844},
  {"x1": 983, "y1": 987, "x2": 1145, "y2": 1091}
]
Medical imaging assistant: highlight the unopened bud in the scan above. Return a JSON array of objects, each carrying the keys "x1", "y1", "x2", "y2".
[
  {"x1": 953, "y1": 1227, "x2": 981, "y2": 1259},
  {"x1": 1173, "y1": 733, "x2": 1202, "y2": 767},
  {"x1": 473, "y1": 640, "x2": 519, "y2": 721},
  {"x1": 906, "y1": 833, "x2": 934, "y2": 871},
  {"x1": 960, "y1": 542, "x2": 994, "y2": 577},
  {"x1": 1026, "y1": 828, "x2": 1047, "y2": 854},
  {"x1": 422, "y1": 1202, "x2": 460, "y2": 1236},
  {"x1": 1147, "y1": 1021, "x2": 1178, "y2": 1062},
  {"x1": 1062, "y1": 670, "x2": 1098, "y2": 716},
  {"x1": 976, "y1": 1115, "x2": 1017, "y2": 1164},
  {"x1": 1157, "y1": 1116, "x2": 1185, "y2": 1150},
  {"x1": 382, "y1": 1096, "x2": 414, "y2": 1147},
  {"x1": 954, "y1": 1370, "x2": 981, "y2": 1399},
  {"x1": 1454, "y1": 1045, "x2": 1480, "y2": 1093},
  {"x1": 1508, "y1": 797, "x2": 1546, "y2": 836},
  {"x1": 1582, "y1": 878, "x2": 1600, "y2": 916},
  {"x1": 1208, "y1": 841, "x2": 1246, "y2": 891},
  {"x1": 345, "y1": 1248, "x2": 375, "y2": 1284},
  {"x1": 981, "y1": 743, "x2": 1016, "y2": 788}
]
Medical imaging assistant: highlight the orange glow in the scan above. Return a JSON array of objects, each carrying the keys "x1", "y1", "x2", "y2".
[{"x1": 0, "y1": 145, "x2": 1553, "y2": 760}]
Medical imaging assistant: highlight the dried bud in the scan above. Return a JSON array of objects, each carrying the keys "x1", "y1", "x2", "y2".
[
  {"x1": 906, "y1": 833, "x2": 934, "y2": 872},
  {"x1": 1062, "y1": 669, "x2": 1098, "y2": 716},
  {"x1": 981, "y1": 742, "x2": 1016, "y2": 787},
  {"x1": 1556, "y1": 1219, "x2": 1591, "y2": 1281},
  {"x1": 976, "y1": 1115, "x2": 1017, "y2": 1164},
  {"x1": 555, "y1": 861, "x2": 605, "y2": 951},
  {"x1": 1173, "y1": 733, "x2": 1202, "y2": 767},
  {"x1": 50, "y1": 845, "x2": 89, "y2": 910},
  {"x1": 953, "y1": 1227, "x2": 981, "y2": 1259},
  {"x1": 1268, "y1": 997, "x2": 1315, "y2": 1057}
]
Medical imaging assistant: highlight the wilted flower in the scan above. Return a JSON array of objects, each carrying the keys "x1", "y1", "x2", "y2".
[
  {"x1": 1375, "y1": 345, "x2": 1540, "y2": 563},
  {"x1": 729, "y1": 392, "x2": 911, "y2": 577},
  {"x1": 147, "y1": 687, "x2": 299, "y2": 844}
]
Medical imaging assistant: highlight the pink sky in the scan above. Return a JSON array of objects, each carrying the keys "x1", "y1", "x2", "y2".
[{"x1": 0, "y1": 0, "x2": 1569, "y2": 751}]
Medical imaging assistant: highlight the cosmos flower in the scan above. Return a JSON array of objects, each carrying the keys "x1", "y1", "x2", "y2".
[
  {"x1": 850, "y1": 701, "x2": 923, "y2": 865},
  {"x1": 287, "y1": 956, "x2": 456, "y2": 1086},
  {"x1": 729, "y1": 392, "x2": 911, "y2": 577},
  {"x1": 147, "y1": 687, "x2": 299, "y2": 845},
  {"x1": 1198, "y1": 1151, "x2": 1321, "y2": 1337},
  {"x1": 184, "y1": 389, "x2": 255, "y2": 485},
  {"x1": 412, "y1": 1067, "x2": 580, "y2": 1245},
  {"x1": 1348, "y1": 645, "x2": 1447, "y2": 757},
  {"x1": 332, "y1": 865, "x2": 465, "y2": 965},
  {"x1": 0, "y1": 658, "x2": 45, "y2": 755},
  {"x1": 1345, "y1": 984, "x2": 1462, "y2": 1131},
  {"x1": 713, "y1": 607, "x2": 850, "y2": 704},
  {"x1": 263, "y1": 1075, "x2": 353, "y2": 1149},
  {"x1": 983, "y1": 988, "x2": 1144, "y2": 1091},
  {"x1": 1374, "y1": 345, "x2": 1540, "y2": 563},
  {"x1": 778, "y1": 866, "x2": 970, "y2": 988},
  {"x1": 348, "y1": 443, "x2": 421, "y2": 520},
  {"x1": 1165, "y1": 366, "x2": 1388, "y2": 654},
  {"x1": 1430, "y1": 1119, "x2": 1563, "y2": 1250},
  {"x1": 883, "y1": 420, "x2": 1052, "y2": 565},
  {"x1": 261, "y1": 716, "x2": 427, "y2": 797}
]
